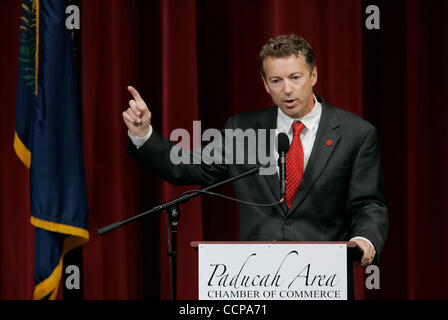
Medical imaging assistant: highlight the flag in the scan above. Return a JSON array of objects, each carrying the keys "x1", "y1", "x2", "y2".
[{"x1": 14, "y1": 0, "x2": 89, "y2": 300}]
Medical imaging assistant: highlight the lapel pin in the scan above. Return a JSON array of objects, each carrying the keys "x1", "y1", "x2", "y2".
[{"x1": 326, "y1": 139, "x2": 333, "y2": 146}]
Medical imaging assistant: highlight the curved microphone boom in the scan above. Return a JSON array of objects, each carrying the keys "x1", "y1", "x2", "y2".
[{"x1": 277, "y1": 132, "x2": 290, "y2": 201}]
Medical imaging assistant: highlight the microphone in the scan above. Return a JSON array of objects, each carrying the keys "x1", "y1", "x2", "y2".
[{"x1": 277, "y1": 132, "x2": 290, "y2": 201}]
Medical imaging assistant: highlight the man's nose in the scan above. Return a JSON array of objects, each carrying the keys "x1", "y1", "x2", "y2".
[{"x1": 283, "y1": 80, "x2": 293, "y2": 94}]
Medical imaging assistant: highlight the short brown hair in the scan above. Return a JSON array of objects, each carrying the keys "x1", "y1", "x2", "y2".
[{"x1": 258, "y1": 33, "x2": 316, "y2": 78}]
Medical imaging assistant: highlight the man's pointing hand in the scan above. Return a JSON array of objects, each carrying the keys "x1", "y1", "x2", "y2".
[{"x1": 122, "y1": 86, "x2": 151, "y2": 137}]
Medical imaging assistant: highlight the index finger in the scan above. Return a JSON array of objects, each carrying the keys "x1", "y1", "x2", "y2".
[{"x1": 127, "y1": 85, "x2": 143, "y2": 102}]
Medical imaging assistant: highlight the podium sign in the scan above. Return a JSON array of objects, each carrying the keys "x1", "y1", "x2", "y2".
[{"x1": 198, "y1": 243, "x2": 348, "y2": 300}]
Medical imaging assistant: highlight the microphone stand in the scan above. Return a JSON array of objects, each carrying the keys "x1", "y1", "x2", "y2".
[{"x1": 97, "y1": 165, "x2": 266, "y2": 300}]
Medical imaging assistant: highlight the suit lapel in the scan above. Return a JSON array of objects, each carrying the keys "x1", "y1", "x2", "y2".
[{"x1": 287, "y1": 98, "x2": 341, "y2": 215}]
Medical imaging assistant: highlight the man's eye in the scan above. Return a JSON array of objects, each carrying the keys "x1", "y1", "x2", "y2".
[
  {"x1": 271, "y1": 79, "x2": 280, "y2": 84},
  {"x1": 292, "y1": 76, "x2": 301, "y2": 80}
]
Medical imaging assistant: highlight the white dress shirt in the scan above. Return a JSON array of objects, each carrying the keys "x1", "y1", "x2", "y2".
[{"x1": 275, "y1": 95, "x2": 322, "y2": 172}]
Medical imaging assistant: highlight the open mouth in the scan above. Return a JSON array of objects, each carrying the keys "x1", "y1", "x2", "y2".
[{"x1": 283, "y1": 99, "x2": 297, "y2": 107}]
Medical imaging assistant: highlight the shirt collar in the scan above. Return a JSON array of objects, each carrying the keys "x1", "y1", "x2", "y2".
[{"x1": 277, "y1": 94, "x2": 322, "y2": 134}]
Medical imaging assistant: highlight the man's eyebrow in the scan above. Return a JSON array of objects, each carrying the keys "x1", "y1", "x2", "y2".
[{"x1": 268, "y1": 72, "x2": 303, "y2": 80}]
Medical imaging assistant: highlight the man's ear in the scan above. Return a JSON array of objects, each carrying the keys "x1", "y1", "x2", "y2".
[
  {"x1": 311, "y1": 66, "x2": 318, "y2": 87},
  {"x1": 261, "y1": 73, "x2": 270, "y2": 94}
]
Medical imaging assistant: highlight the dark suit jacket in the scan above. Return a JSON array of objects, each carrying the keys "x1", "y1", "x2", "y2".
[{"x1": 127, "y1": 94, "x2": 389, "y2": 256}]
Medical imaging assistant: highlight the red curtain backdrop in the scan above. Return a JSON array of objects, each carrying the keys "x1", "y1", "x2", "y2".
[{"x1": 1, "y1": 0, "x2": 447, "y2": 299}]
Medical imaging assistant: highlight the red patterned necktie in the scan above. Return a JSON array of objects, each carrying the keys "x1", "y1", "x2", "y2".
[{"x1": 285, "y1": 121, "x2": 305, "y2": 209}]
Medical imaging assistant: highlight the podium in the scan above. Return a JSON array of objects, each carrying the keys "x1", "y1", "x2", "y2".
[{"x1": 191, "y1": 241, "x2": 362, "y2": 300}]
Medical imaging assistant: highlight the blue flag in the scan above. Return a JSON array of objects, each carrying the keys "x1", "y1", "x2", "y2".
[{"x1": 14, "y1": 0, "x2": 89, "y2": 300}]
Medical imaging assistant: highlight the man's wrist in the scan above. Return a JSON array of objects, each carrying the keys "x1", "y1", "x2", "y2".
[
  {"x1": 128, "y1": 125, "x2": 152, "y2": 149},
  {"x1": 350, "y1": 236, "x2": 375, "y2": 250}
]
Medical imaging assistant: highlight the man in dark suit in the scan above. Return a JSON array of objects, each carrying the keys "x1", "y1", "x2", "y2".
[{"x1": 122, "y1": 34, "x2": 388, "y2": 268}]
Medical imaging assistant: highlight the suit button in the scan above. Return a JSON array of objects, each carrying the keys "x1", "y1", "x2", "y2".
[{"x1": 285, "y1": 219, "x2": 292, "y2": 226}]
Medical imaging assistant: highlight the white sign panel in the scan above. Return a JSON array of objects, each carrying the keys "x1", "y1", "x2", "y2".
[{"x1": 198, "y1": 243, "x2": 347, "y2": 300}]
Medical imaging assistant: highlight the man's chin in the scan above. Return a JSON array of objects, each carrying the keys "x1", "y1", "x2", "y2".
[{"x1": 280, "y1": 105, "x2": 302, "y2": 119}]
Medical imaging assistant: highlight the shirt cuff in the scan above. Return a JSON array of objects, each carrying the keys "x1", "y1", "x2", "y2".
[
  {"x1": 350, "y1": 236, "x2": 375, "y2": 250},
  {"x1": 128, "y1": 125, "x2": 152, "y2": 149}
]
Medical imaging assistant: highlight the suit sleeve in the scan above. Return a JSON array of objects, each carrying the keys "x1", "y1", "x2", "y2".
[
  {"x1": 126, "y1": 119, "x2": 231, "y2": 186},
  {"x1": 347, "y1": 127, "x2": 389, "y2": 256}
]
